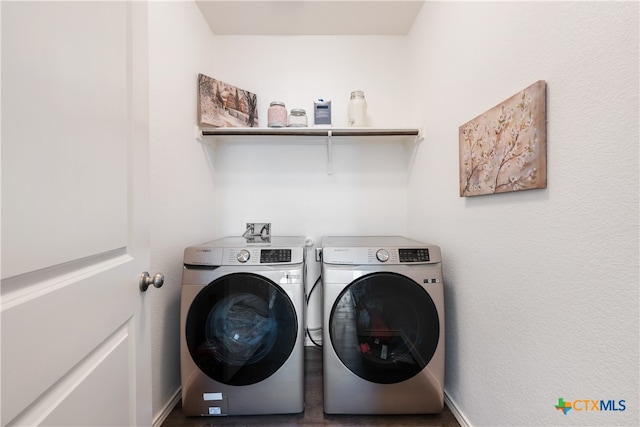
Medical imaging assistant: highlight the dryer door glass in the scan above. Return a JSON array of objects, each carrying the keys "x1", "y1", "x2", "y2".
[
  {"x1": 329, "y1": 272, "x2": 440, "y2": 384},
  {"x1": 185, "y1": 272, "x2": 297, "y2": 386}
]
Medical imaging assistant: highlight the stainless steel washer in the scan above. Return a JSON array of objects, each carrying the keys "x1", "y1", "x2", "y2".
[
  {"x1": 321, "y1": 236, "x2": 445, "y2": 414},
  {"x1": 180, "y1": 236, "x2": 306, "y2": 416}
]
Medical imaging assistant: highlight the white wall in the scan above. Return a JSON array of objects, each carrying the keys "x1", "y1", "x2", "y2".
[
  {"x1": 407, "y1": 2, "x2": 639, "y2": 426},
  {"x1": 207, "y1": 34, "x2": 415, "y2": 241},
  {"x1": 147, "y1": 1, "x2": 219, "y2": 421},
  {"x1": 204, "y1": 35, "x2": 414, "y2": 343}
]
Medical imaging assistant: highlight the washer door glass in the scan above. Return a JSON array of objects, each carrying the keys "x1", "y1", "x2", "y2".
[
  {"x1": 329, "y1": 272, "x2": 439, "y2": 384},
  {"x1": 185, "y1": 272, "x2": 297, "y2": 386}
]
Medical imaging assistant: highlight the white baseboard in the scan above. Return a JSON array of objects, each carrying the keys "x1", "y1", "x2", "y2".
[
  {"x1": 444, "y1": 391, "x2": 471, "y2": 427},
  {"x1": 152, "y1": 387, "x2": 181, "y2": 427}
]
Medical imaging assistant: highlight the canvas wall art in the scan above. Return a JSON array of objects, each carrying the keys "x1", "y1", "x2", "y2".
[
  {"x1": 459, "y1": 80, "x2": 547, "y2": 197},
  {"x1": 198, "y1": 73, "x2": 258, "y2": 128}
]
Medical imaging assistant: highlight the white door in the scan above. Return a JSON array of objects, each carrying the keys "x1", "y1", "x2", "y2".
[{"x1": 1, "y1": 1, "x2": 155, "y2": 426}]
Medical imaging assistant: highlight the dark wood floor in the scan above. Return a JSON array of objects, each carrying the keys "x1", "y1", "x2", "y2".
[{"x1": 162, "y1": 346, "x2": 461, "y2": 427}]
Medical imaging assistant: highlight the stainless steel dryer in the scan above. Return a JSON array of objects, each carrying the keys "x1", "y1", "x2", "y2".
[
  {"x1": 321, "y1": 236, "x2": 445, "y2": 414},
  {"x1": 180, "y1": 236, "x2": 306, "y2": 416}
]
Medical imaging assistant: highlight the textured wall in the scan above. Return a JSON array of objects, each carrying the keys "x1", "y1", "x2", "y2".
[{"x1": 407, "y1": 2, "x2": 639, "y2": 425}]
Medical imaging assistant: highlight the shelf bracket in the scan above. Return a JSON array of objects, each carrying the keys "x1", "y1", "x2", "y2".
[
  {"x1": 326, "y1": 130, "x2": 333, "y2": 175},
  {"x1": 195, "y1": 125, "x2": 204, "y2": 142},
  {"x1": 415, "y1": 127, "x2": 424, "y2": 146},
  {"x1": 408, "y1": 126, "x2": 424, "y2": 173}
]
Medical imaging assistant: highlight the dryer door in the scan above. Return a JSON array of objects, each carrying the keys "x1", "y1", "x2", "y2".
[
  {"x1": 185, "y1": 272, "x2": 297, "y2": 386},
  {"x1": 329, "y1": 272, "x2": 440, "y2": 384}
]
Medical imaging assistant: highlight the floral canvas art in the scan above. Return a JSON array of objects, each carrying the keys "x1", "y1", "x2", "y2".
[
  {"x1": 198, "y1": 73, "x2": 258, "y2": 128},
  {"x1": 459, "y1": 81, "x2": 547, "y2": 197}
]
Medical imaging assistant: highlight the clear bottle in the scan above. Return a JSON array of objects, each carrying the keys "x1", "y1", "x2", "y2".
[
  {"x1": 347, "y1": 90, "x2": 367, "y2": 127},
  {"x1": 268, "y1": 101, "x2": 287, "y2": 127}
]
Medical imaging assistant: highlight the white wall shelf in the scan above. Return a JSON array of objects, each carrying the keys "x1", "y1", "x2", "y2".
[{"x1": 197, "y1": 126, "x2": 423, "y2": 175}]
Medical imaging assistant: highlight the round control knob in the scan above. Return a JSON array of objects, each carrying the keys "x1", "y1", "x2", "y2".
[
  {"x1": 237, "y1": 249, "x2": 250, "y2": 263},
  {"x1": 376, "y1": 249, "x2": 390, "y2": 262}
]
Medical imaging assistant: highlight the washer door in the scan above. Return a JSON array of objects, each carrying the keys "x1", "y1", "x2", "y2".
[
  {"x1": 329, "y1": 272, "x2": 439, "y2": 384},
  {"x1": 185, "y1": 272, "x2": 297, "y2": 386}
]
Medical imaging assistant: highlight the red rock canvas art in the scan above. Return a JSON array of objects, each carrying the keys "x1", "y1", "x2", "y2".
[{"x1": 198, "y1": 73, "x2": 258, "y2": 128}]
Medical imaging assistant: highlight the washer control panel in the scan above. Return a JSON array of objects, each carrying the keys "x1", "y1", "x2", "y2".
[
  {"x1": 260, "y1": 249, "x2": 292, "y2": 263},
  {"x1": 185, "y1": 246, "x2": 303, "y2": 266},
  {"x1": 226, "y1": 248, "x2": 298, "y2": 265},
  {"x1": 183, "y1": 236, "x2": 306, "y2": 267}
]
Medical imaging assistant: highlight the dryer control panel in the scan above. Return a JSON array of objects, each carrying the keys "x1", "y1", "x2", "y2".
[
  {"x1": 399, "y1": 248, "x2": 430, "y2": 262},
  {"x1": 322, "y1": 245, "x2": 440, "y2": 265},
  {"x1": 320, "y1": 236, "x2": 441, "y2": 265}
]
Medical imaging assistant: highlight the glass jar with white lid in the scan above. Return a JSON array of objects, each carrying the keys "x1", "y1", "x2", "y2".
[{"x1": 288, "y1": 108, "x2": 308, "y2": 127}]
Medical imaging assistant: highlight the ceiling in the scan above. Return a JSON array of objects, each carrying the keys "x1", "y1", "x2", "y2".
[{"x1": 195, "y1": 1, "x2": 425, "y2": 36}]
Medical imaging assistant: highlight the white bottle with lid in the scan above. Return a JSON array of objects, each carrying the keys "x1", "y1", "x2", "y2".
[{"x1": 347, "y1": 90, "x2": 367, "y2": 127}]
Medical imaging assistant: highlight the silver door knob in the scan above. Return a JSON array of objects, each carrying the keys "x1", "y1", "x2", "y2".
[{"x1": 139, "y1": 272, "x2": 164, "y2": 291}]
